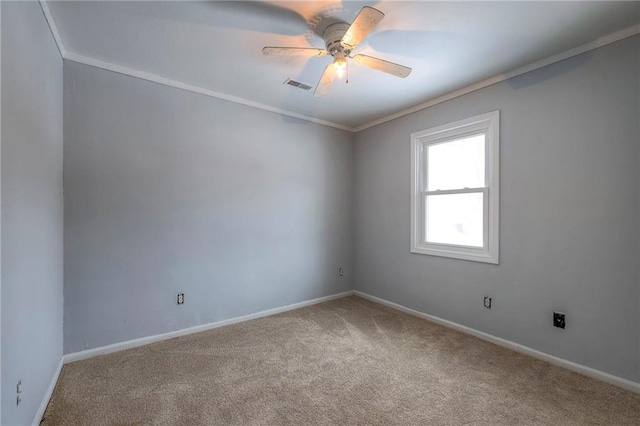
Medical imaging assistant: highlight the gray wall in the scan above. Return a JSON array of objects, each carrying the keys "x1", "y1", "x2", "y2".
[
  {"x1": 63, "y1": 61, "x2": 354, "y2": 353},
  {"x1": 354, "y1": 36, "x2": 640, "y2": 382},
  {"x1": 1, "y1": 2, "x2": 64, "y2": 425},
  {"x1": 4, "y1": 8, "x2": 636, "y2": 419}
]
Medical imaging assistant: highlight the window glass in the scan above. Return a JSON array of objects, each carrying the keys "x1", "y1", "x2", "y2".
[
  {"x1": 427, "y1": 134, "x2": 485, "y2": 191},
  {"x1": 425, "y1": 192, "x2": 484, "y2": 247}
]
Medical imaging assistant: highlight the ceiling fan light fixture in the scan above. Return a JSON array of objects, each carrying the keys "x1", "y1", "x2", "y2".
[
  {"x1": 333, "y1": 57, "x2": 347, "y2": 69},
  {"x1": 333, "y1": 52, "x2": 347, "y2": 78},
  {"x1": 333, "y1": 57, "x2": 347, "y2": 74}
]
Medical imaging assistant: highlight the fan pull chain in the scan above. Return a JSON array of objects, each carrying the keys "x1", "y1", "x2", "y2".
[{"x1": 346, "y1": 60, "x2": 349, "y2": 84}]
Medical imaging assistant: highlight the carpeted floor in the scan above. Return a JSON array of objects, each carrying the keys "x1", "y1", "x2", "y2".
[{"x1": 43, "y1": 296, "x2": 640, "y2": 425}]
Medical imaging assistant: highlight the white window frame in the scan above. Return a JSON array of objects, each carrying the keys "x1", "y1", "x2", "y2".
[{"x1": 410, "y1": 110, "x2": 499, "y2": 264}]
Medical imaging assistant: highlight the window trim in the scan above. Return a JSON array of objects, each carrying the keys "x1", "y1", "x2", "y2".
[{"x1": 410, "y1": 110, "x2": 499, "y2": 264}]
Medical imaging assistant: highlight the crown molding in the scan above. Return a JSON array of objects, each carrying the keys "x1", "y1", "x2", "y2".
[
  {"x1": 38, "y1": 1, "x2": 639, "y2": 134},
  {"x1": 39, "y1": 0, "x2": 66, "y2": 57},
  {"x1": 38, "y1": 0, "x2": 354, "y2": 132},
  {"x1": 354, "y1": 23, "x2": 640, "y2": 132},
  {"x1": 63, "y1": 52, "x2": 355, "y2": 132}
]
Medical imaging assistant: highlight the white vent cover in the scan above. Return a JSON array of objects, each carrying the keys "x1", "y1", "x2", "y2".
[{"x1": 284, "y1": 78, "x2": 313, "y2": 91}]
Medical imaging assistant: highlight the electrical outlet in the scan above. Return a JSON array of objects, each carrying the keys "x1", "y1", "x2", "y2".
[
  {"x1": 177, "y1": 293, "x2": 185, "y2": 305},
  {"x1": 338, "y1": 267, "x2": 344, "y2": 277},
  {"x1": 16, "y1": 380, "x2": 22, "y2": 406},
  {"x1": 483, "y1": 296, "x2": 492, "y2": 309},
  {"x1": 553, "y1": 311, "x2": 566, "y2": 329}
]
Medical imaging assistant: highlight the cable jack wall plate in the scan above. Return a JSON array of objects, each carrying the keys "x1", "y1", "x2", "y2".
[{"x1": 553, "y1": 311, "x2": 566, "y2": 329}]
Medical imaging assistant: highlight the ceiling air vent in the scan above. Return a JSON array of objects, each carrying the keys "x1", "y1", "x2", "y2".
[{"x1": 284, "y1": 78, "x2": 313, "y2": 91}]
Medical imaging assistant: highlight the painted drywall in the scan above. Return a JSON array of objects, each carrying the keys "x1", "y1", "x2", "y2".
[
  {"x1": 0, "y1": 2, "x2": 3, "y2": 422},
  {"x1": 1, "y1": 2, "x2": 64, "y2": 424},
  {"x1": 63, "y1": 61, "x2": 354, "y2": 353},
  {"x1": 354, "y1": 36, "x2": 640, "y2": 382}
]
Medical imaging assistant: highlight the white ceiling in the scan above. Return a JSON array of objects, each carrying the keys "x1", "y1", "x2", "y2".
[{"x1": 47, "y1": 1, "x2": 640, "y2": 129}]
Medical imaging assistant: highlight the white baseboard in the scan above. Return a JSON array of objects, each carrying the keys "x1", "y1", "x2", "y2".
[
  {"x1": 47, "y1": 287, "x2": 638, "y2": 425},
  {"x1": 33, "y1": 357, "x2": 64, "y2": 426},
  {"x1": 354, "y1": 290, "x2": 640, "y2": 394},
  {"x1": 64, "y1": 290, "x2": 355, "y2": 364}
]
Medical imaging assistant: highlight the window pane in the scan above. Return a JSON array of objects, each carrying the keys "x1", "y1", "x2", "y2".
[
  {"x1": 427, "y1": 134, "x2": 485, "y2": 191},
  {"x1": 425, "y1": 192, "x2": 484, "y2": 248}
]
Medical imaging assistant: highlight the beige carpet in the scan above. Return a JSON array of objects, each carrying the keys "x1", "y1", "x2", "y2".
[{"x1": 43, "y1": 296, "x2": 640, "y2": 425}]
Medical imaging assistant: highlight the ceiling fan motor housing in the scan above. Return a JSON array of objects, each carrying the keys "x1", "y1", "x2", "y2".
[{"x1": 323, "y1": 23, "x2": 350, "y2": 55}]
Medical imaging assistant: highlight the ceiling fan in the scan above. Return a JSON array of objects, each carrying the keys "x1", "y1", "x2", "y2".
[{"x1": 262, "y1": 6, "x2": 411, "y2": 97}]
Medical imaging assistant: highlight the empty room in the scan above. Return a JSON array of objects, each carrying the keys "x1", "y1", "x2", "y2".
[{"x1": 2, "y1": 1, "x2": 640, "y2": 425}]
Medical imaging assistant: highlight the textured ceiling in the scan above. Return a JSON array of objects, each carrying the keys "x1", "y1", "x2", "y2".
[{"x1": 48, "y1": 1, "x2": 640, "y2": 129}]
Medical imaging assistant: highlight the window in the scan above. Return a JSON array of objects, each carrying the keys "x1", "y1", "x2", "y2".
[{"x1": 410, "y1": 111, "x2": 499, "y2": 264}]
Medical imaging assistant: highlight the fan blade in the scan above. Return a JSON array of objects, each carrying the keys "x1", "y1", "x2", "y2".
[
  {"x1": 314, "y1": 64, "x2": 336, "y2": 97},
  {"x1": 340, "y1": 6, "x2": 384, "y2": 51},
  {"x1": 262, "y1": 47, "x2": 327, "y2": 57},
  {"x1": 352, "y1": 54, "x2": 412, "y2": 78}
]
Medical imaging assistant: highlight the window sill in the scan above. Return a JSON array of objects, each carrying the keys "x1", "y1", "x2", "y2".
[{"x1": 410, "y1": 245, "x2": 499, "y2": 264}]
